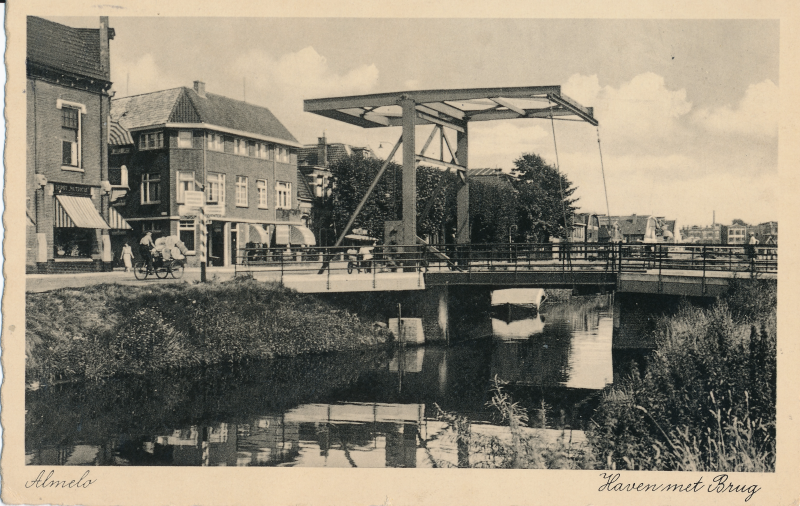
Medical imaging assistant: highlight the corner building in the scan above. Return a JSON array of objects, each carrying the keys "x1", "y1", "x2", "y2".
[
  {"x1": 110, "y1": 81, "x2": 311, "y2": 267},
  {"x1": 26, "y1": 16, "x2": 116, "y2": 273}
]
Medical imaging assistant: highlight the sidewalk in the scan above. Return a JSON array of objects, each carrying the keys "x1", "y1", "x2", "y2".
[{"x1": 25, "y1": 267, "x2": 242, "y2": 293}]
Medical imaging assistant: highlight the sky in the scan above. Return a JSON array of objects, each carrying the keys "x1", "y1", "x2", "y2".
[{"x1": 54, "y1": 17, "x2": 780, "y2": 227}]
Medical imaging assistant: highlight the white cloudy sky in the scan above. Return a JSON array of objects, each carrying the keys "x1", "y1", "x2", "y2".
[{"x1": 55, "y1": 17, "x2": 779, "y2": 226}]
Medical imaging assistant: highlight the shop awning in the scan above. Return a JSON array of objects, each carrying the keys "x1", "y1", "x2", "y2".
[
  {"x1": 274, "y1": 225, "x2": 316, "y2": 246},
  {"x1": 290, "y1": 225, "x2": 316, "y2": 246},
  {"x1": 249, "y1": 224, "x2": 271, "y2": 244},
  {"x1": 55, "y1": 195, "x2": 109, "y2": 229},
  {"x1": 107, "y1": 206, "x2": 133, "y2": 230}
]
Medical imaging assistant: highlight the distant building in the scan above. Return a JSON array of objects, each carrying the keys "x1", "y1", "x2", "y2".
[
  {"x1": 755, "y1": 221, "x2": 778, "y2": 244},
  {"x1": 727, "y1": 223, "x2": 748, "y2": 244},
  {"x1": 681, "y1": 223, "x2": 726, "y2": 244},
  {"x1": 599, "y1": 215, "x2": 679, "y2": 243},
  {"x1": 297, "y1": 135, "x2": 376, "y2": 245},
  {"x1": 26, "y1": 16, "x2": 116, "y2": 273},
  {"x1": 109, "y1": 81, "x2": 310, "y2": 267},
  {"x1": 570, "y1": 213, "x2": 600, "y2": 243}
]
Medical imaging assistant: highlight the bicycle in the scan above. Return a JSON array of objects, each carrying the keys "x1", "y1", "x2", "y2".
[{"x1": 156, "y1": 258, "x2": 185, "y2": 279}]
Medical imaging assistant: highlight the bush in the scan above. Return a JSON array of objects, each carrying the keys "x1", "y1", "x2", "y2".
[
  {"x1": 588, "y1": 282, "x2": 776, "y2": 471},
  {"x1": 26, "y1": 279, "x2": 386, "y2": 383}
]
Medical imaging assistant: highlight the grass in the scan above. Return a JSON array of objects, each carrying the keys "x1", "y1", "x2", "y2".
[{"x1": 26, "y1": 278, "x2": 388, "y2": 384}]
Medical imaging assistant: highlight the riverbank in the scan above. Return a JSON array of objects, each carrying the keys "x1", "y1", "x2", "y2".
[{"x1": 26, "y1": 278, "x2": 388, "y2": 385}]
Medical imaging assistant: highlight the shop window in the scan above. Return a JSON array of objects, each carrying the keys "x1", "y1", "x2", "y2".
[
  {"x1": 206, "y1": 173, "x2": 225, "y2": 205},
  {"x1": 178, "y1": 130, "x2": 193, "y2": 148},
  {"x1": 179, "y1": 220, "x2": 196, "y2": 253},
  {"x1": 236, "y1": 176, "x2": 248, "y2": 207},
  {"x1": 257, "y1": 179, "x2": 268, "y2": 208},
  {"x1": 276, "y1": 181, "x2": 291, "y2": 209},
  {"x1": 141, "y1": 173, "x2": 161, "y2": 204},
  {"x1": 177, "y1": 171, "x2": 195, "y2": 203},
  {"x1": 54, "y1": 228, "x2": 94, "y2": 258}
]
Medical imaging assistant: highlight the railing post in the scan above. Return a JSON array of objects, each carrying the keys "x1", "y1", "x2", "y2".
[{"x1": 702, "y1": 245, "x2": 707, "y2": 295}]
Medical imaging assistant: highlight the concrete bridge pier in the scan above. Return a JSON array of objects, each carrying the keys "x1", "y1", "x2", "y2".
[{"x1": 419, "y1": 285, "x2": 449, "y2": 343}]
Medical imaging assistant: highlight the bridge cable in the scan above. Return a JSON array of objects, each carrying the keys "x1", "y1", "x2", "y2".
[
  {"x1": 548, "y1": 106, "x2": 573, "y2": 274},
  {"x1": 596, "y1": 127, "x2": 611, "y2": 218}
]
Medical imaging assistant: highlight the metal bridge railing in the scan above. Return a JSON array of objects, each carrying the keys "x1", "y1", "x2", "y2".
[{"x1": 232, "y1": 242, "x2": 777, "y2": 285}]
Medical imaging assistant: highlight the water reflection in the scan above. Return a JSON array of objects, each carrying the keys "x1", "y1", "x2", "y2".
[{"x1": 26, "y1": 295, "x2": 629, "y2": 467}]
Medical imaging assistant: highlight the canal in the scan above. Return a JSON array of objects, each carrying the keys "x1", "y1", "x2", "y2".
[{"x1": 25, "y1": 293, "x2": 660, "y2": 467}]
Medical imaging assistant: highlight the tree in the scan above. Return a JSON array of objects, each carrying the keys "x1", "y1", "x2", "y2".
[
  {"x1": 732, "y1": 218, "x2": 748, "y2": 226},
  {"x1": 510, "y1": 153, "x2": 579, "y2": 242},
  {"x1": 324, "y1": 154, "x2": 457, "y2": 243},
  {"x1": 468, "y1": 175, "x2": 518, "y2": 244}
]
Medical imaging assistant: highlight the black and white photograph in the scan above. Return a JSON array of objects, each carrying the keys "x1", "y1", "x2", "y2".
[{"x1": 4, "y1": 1, "x2": 800, "y2": 505}]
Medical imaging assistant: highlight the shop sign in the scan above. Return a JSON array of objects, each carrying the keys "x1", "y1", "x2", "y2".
[
  {"x1": 53, "y1": 183, "x2": 91, "y2": 196},
  {"x1": 184, "y1": 191, "x2": 205, "y2": 208},
  {"x1": 203, "y1": 204, "x2": 225, "y2": 217}
]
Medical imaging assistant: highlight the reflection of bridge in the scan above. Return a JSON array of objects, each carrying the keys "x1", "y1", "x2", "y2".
[{"x1": 237, "y1": 242, "x2": 777, "y2": 297}]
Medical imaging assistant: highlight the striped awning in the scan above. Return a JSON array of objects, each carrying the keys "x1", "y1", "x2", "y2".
[
  {"x1": 275, "y1": 225, "x2": 290, "y2": 245},
  {"x1": 249, "y1": 224, "x2": 271, "y2": 244},
  {"x1": 55, "y1": 195, "x2": 109, "y2": 229},
  {"x1": 109, "y1": 121, "x2": 134, "y2": 146},
  {"x1": 108, "y1": 206, "x2": 132, "y2": 230},
  {"x1": 290, "y1": 225, "x2": 316, "y2": 246}
]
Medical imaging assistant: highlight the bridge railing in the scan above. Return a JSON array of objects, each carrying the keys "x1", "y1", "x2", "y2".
[{"x1": 232, "y1": 242, "x2": 776, "y2": 283}]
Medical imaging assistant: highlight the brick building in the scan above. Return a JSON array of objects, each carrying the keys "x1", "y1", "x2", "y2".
[
  {"x1": 297, "y1": 135, "x2": 375, "y2": 245},
  {"x1": 26, "y1": 16, "x2": 116, "y2": 273},
  {"x1": 109, "y1": 81, "x2": 310, "y2": 267}
]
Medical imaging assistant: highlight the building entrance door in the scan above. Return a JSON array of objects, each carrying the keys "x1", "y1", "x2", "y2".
[
  {"x1": 209, "y1": 222, "x2": 225, "y2": 266},
  {"x1": 230, "y1": 226, "x2": 238, "y2": 265}
]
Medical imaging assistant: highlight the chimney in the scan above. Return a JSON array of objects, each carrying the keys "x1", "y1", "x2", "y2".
[
  {"x1": 317, "y1": 135, "x2": 328, "y2": 167},
  {"x1": 99, "y1": 17, "x2": 110, "y2": 79},
  {"x1": 194, "y1": 81, "x2": 206, "y2": 98}
]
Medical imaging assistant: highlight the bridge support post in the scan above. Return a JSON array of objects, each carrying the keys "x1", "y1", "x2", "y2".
[
  {"x1": 456, "y1": 125, "x2": 469, "y2": 244},
  {"x1": 419, "y1": 285, "x2": 449, "y2": 343}
]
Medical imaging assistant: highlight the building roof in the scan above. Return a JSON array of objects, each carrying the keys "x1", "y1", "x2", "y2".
[
  {"x1": 27, "y1": 16, "x2": 113, "y2": 81},
  {"x1": 296, "y1": 169, "x2": 314, "y2": 202},
  {"x1": 111, "y1": 87, "x2": 299, "y2": 145},
  {"x1": 298, "y1": 142, "x2": 374, "y2": 167}
]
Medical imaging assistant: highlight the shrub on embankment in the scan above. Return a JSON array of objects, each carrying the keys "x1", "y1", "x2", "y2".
[
  {"x1": 26, "y1": 278, "x2": 387, "y2": 384},
  {"x1": 588, "y1": 280, "x2": 777, "y2": 472}
]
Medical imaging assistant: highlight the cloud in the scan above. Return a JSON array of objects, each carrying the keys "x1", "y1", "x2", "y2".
[
  {"x1": 692, "y1": 79, "x2": 778, "y2": 138},
  {"x1": 564, "y1": 72, "x2": 692, "y2": 144},
  {"x1": 111, "y1": 54, "x2": 180, "y2": 97},
  {"x1": 225, "y1": 46, "x2": 379, "y2": 142}
]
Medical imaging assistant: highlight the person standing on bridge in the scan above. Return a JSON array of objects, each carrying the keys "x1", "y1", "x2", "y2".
[{"x1": 748, "y1": 233, "x2": 760, "y2": 271}]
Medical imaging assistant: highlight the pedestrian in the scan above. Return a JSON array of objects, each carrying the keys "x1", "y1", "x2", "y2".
[
  {"x1": 121, "y1": 242, "x2": 134, "y2": 272},
  {"x1": 359, "y1": 241, "x2": 375, "y2": 273},
  {"x1": 139, "y1": 231, "x2": 156, "y2": 273},
  {"x1": 747, "y1": 233, "x2": 760, "y2": 270}
]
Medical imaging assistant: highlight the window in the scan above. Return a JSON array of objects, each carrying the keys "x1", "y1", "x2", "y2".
[
  {"x1": 179, "y1": 220, "x2": 196, "y2": 253},
  {"x1": 207, "y1": 132, "x2": 224, "y2": 152},
  {"x1": 258, "y1": 143, "x2": 268, "y2": 159},
  {"x1": 235, "y1": 139, "x2": 247, "y2": 156},
  {"x1": 236, "y1": 176, "x2": 248, "y2": 207},
  {"x1": 268, "y1": 144, "x2": 274, "y2": 160},
  {"x1": 177, "y1": 171, "x2": 195, "y2": 203},
  {"x1": 206, "y1": 173, "x2": 225, "y2": 205},
  {"x1": 178, "y1": 130, "x2": 193, "y2": 148},
  {"x1": 61, "y1": 107, "x2": 80, "y2": 167},
  {"x1": 140, "y1": 132, "x2": 164, "y2": 150},
  {"x1": 276, "y1": 181, "x2": 291, "y2": 209},
  {"x1": 257, "y1": 179, "x2": 268, "y2": 208},
  {"x1": 141, "y1": 173, "x2": 161, "y2": 204},
  {"x1": 248, "y1": 141, "x2": 256, "y2": 157}
]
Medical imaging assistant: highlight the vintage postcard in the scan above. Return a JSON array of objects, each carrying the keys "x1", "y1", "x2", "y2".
[{"x1": 3, "y1": 0, "x2": 800, "y2": 504}]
